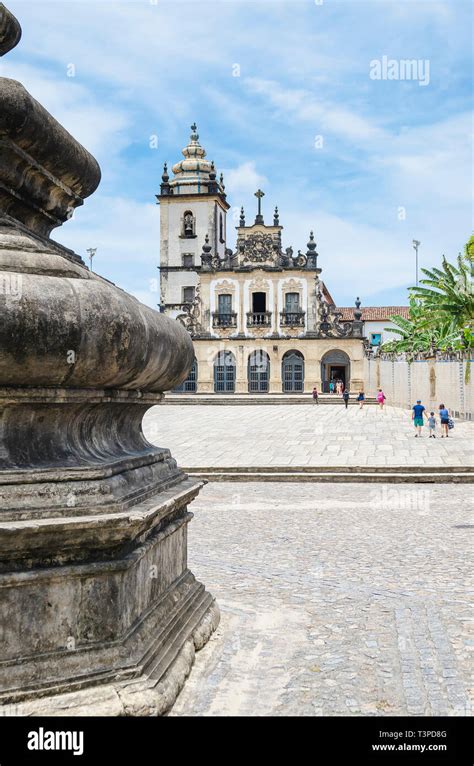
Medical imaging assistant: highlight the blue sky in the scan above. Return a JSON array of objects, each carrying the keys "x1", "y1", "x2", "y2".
[{"x1": 2, "y1": 0, "x2": 472, "y2": 307}]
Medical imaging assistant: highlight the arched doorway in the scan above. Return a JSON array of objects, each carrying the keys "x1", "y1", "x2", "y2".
[
  {"x1": 214, "y1": 350, "x2": 236, "y2": 393},
  {"x1": 321, "y1": 349, "x2": 351, "y2": 393},
  {"x1": 174, "y1": 359, "x2": 197, "y2": 392},
  {"x1": 282, "y1": 350, "x2": 304, "y2": 393},
  {"x1": 248, "y1": 350, "x2": 270, "y2": 393}
]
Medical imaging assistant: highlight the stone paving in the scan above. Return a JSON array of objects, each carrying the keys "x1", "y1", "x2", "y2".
[
  {"x1": 171, "y1": 482, "x2": 473, "y2": 717},
  {"x1": 143, "y1": 404, "x2": 473, "y2": 468}
]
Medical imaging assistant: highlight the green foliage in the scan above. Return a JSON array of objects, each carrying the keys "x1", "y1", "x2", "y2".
[{"x1": 381, "y1": 237, "x2": 474, "y2": 379}]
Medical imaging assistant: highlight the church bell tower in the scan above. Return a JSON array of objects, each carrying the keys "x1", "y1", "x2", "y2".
[{"x1": 157, "y1": 124, "x2": 230, "y2": 317}]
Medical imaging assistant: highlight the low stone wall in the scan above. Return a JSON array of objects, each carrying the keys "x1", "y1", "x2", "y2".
[{"x1": 364, "y1": 355, "x2": 472, "y2": 420}]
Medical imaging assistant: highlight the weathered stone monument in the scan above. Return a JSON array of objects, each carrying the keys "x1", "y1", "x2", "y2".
[{"x1": 0, "y1": 3, "x2": 218, "y2": 715}]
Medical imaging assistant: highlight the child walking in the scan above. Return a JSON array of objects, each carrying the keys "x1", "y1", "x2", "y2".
[{"x1": 427, "y1": 411, "x2": 437, "y2": 438}]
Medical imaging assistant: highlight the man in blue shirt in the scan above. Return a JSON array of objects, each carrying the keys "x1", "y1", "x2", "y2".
[{"x1": 412, "y1": 400, "x2": 426, "y2": 437}]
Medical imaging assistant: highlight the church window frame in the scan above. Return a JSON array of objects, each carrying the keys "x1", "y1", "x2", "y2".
[
  {"x1": 182, "y1": 286, "x2": 195, "y2": 304},
  {"x1": 218, "y1": 293, "x2": 232, "y2": 315},
  {"x1": 182, "y1": 253, "x2": 194, "y2": 268}
]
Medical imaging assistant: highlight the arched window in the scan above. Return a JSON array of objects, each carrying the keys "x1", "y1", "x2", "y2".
[
  {"x1": 174, "y1": 359, "x2": 198, "y2": 393},
  {"x1": 248, "y1": 350, "x2": 270, "y2": 393},
  {"x1": 219, "y1": 212, "x2": 224, "y2": 243},
  {"x1": 214, "y1": 351, "x2": 236, "y2": 393},
  {"x1": 183, "y1": 210, "x2": 195, "y2": 238},
  {"x1": 282, "y1": 350, "x2": 305, "y2": 393}
]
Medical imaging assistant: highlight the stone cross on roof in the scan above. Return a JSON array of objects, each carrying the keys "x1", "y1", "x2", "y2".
[{"x1": 254, "y1": 189, "x2": 265, "y2": 224}]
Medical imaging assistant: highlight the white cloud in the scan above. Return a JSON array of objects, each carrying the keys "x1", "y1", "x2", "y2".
[
  {"x1": 374, "y1": 112, "x2": 472, "y2": 205},
  {"x1": 223, "y1": 162, "x2": 268, "y2": 196},
  {"x1": 245, "y1": 77, "x2": 387, "y2": 143}
]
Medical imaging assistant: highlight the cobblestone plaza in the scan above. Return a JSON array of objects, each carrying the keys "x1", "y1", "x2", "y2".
[
  {"x1": 170, "y1": 481, "x2": 472, "y2": 717},
  {"x1": 144, "y1": 404, "x2": 473, "y2": 468},
  {"x1": 143, "y1": 404, "x2": 473, "y2": 716}
]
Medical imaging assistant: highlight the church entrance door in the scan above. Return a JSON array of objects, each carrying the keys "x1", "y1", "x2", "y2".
[{"x1": 320, "y1": 350, "x2": 351, "y2": 393}]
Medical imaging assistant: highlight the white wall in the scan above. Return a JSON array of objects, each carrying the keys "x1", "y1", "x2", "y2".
[
  {"x1": 160, "y1": 197, "x2": 227, "y2": 308},
  {"x1": 364, "y1": 355, "x2": 473, "y2": 420},
  {"x1": 364, "y1": 320, "x2": 400, "y2": 346}
]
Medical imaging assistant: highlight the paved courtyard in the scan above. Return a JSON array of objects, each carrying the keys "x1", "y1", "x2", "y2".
[
  {"x1": 143, "y1": 404, "x2": 473, "y2": 468},
  {"x1": 171, "y1": 482, "x2": 473, "y2": 717}
]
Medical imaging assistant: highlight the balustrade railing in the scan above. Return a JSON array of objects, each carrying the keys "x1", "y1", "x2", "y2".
[{"x1": 247, "y1": 311, "x2": 272, "y2": 327}]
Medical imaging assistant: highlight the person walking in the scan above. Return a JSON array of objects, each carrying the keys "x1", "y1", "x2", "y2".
[
  {"x1": 343, "y1": 389, "x2": 350, "y2": 409},
  {"x1": 439, "y1": 403, "x2": 450, "y2": 437},
  {"x1": 312, "y1": 386, "x2": 319, "y2": 405},
  {"x1": 357, "y1": 390, "x2": 365, "y2": 410},
  {"x1": 329, "y1": 379, "x2": 334, "y2": 395},
  {"x1": 412, "y1": 399, "x2": 426, "y2": 436},
  {"x1": 427, "y1": 411, "x2": 437, "y2": 438},
  {"x1": 377, "y1": 389, "x2": 386, "y2": 410}
]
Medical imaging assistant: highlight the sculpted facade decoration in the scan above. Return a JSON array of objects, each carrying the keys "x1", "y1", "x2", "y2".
[
  {"x1": 249, "y1": 275, "x2": 269, "y2": 292},
  {"x1": 314, "y1": 277, "x2": 363, "y2": 339},
  {"x1": 214, "y1": 279, "x2": 236, "y2": 295},
  {"x1": 177, "y1": 283, "x2": 202, "y2": 333},
  {"x1": 239, "y1": 231, "x2": 279, "y2": 265}
]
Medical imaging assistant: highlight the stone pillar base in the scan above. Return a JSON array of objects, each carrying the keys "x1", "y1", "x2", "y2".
[
  {"x1": 0, "y1": 476, "x2": 219, "y2": 715},
  {"x1": 9, "y1": 601, "x2": 220, "y2": 717}
]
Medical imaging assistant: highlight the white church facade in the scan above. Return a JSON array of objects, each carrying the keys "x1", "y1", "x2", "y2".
[{"x1": 158, "y1": 125, "x2": 407, "y2": 394}]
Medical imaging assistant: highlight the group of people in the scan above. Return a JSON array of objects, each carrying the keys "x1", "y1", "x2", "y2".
[
  {"x1": 311, "y1": 386, "x2": 453, "y2": 436},
  {"x1": 329, "y1": 378, "x2": 345, "y2": 395},
  {"x1": 311, "y1": 387, "x2": 386, "y2": 410},
  {"x1": 412, "y1": 401, "x2": 452, "y2": 438}
]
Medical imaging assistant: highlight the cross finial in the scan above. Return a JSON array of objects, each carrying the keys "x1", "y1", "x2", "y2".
[
  {"x1": 191, "y1": 122, "x2": 197, "y2": 132},
  {"x1": 254, "y1": 189, "x2": 265, "y2": 224}
]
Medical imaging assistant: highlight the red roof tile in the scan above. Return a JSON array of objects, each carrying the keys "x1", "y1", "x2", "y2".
[{"x1": 337, "y1": 306, "x2": 410, "y2": 321}]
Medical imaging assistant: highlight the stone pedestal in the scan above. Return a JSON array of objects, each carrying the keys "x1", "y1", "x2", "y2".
[{"x1": 0, "y1": 8, "x2": 218, "y2": 715}]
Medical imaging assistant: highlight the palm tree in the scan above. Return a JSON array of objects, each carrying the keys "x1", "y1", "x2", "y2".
[
  {"x1": 382, "y1": 240, "x2": 473, "y2": 380},
  {"x1": 410, "y1": 251, "x2": 474, "y2": 343},
  {"x1": 382, "y1": 297, "x2": 432, "y2": 354},
  {"x1": 382, "y1": 296, "x2": 460, "y2": 356}
]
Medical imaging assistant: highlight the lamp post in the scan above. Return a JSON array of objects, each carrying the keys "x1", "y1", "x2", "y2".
[
  {"x1": 86, "y1": 247, "x2": 97, "y2": 272},
  {"x1": 412, "y1": 240, "x2": 420, "y2": 286}
]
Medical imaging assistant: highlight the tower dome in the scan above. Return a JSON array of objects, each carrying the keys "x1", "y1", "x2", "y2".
[{"x1": 170, "y1": 123, "x2": 215, "y2": 193}]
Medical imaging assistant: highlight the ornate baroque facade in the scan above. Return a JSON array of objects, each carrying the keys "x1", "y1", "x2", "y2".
[{"x1": 158, "y1": 126, "x2": 387, "y2": 394}]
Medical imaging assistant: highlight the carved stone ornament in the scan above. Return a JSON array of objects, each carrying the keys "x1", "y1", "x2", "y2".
[
  {"x1": 214, "y1": 279, "x2": 235, "y2": 294},
  {"x1": 178, "y1": 283, "x2": 202, "y2": 333},
  {"x1": 242, "y1": 232, "x2": 277, "y2": 264},
  {"x1": 249, "y1": 275, "x2": 269, "y2": 292},
  {"x1": 314, "y1": 279, "x2": 358, "y2": 338},
  {"x1": 282, "y1": 278, "x2": 303, "y2": 290}
]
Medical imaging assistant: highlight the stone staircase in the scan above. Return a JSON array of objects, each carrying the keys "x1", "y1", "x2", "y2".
[
  {"x1": 164, "y1": 394, "x2": 378, "y2": 405},
  {"x1": 184, "y1": 465, "x2": 474, "y2": 483}
]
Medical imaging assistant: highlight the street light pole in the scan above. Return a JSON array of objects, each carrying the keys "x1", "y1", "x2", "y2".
[
  {"x1": 412, "y1": 240, "x2": 420, "y2": 286},
  {"x1": 86, "y1": 247, "x2": 97, "y2": 273}
]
